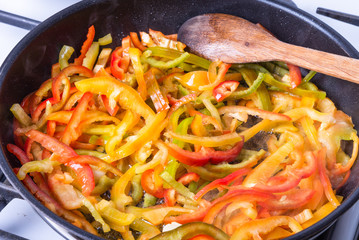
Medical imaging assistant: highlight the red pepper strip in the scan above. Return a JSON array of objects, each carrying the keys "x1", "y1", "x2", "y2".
[
  {"x1": 213, "y1": 80, "x2": 239, "y2": 102},
  {"x1": 20, "y1": 93, "x2": 32, "y2": 114},
  {"x1": 61, "y1": 92, "x2": 92, "y2": 145},
  {"x1": 130, "y1": 32, "x2": 146, "y2": 51},
  {"x1": 8, "y1": 144, "x2": 51, "y2": 195},
  {"x1": 51, "y1": 62, "x2": 61, "y2": 78},
  {"x1": 25, "y1": 129, "x2": 77, "y2": 161},
  {"x1": 101, "y1": 95, "x2": 119, "y2": 116},
  {"x1": 168, "y1": 94, "x2": 196, "y2": 116},
  {"x1": 65, "y1": 161, "x2": 95, "y2": 196},
  {"x1": 317, "y1": 148, "x2": 340, "y2": 207},
  {"x1": 163, "y1": 200, "x2": 212, "y2": 224},
  {"x1": 145, "y1": 69, "x2": 170, "y2": 112},
  {"x1": 52, "y1": 65, "x2": 94, "y2": 103},
  {"x1": 70, "y1": 141, "x2": 97, "y2": 150},
  {"x1": 287, "y1": 63, "x2": 302, "y2": 88},
  {"x1": 15, "y1": 168, "x2": 97, "y2": 234},
  {"x1": 166, "y1": 137, "x2": 244, "y2": 166},
  {"x1": 178, "y1": 172, "x2": 200, "y2": 185},
  {"x1": 13, "y1": 119, "x2": 24, "y2": 148},
  {"x1": 141, "y1": 169, "x2": 165, "y2": 198},
  {"x1": 259, "y1": 189, "x2": 315, "y2": 210},
  {"x1": 195, "y1": 168, "x2": 250, "y2": 200},
  {"x1": 74, "y1": 25, "x2": 95, "y2": 65},
  {"x1": 110, "y1": 36, "x2": 131, "y2": 80},
  {"x1": 164, "y1": 188, "x2": 177, "y2": 207},
  {"x1": 32, "y1": 97, "x2": 57, "y2": 123},
  {"x1": 254, "y1": 152, "x2": 317, "y2": 193},
  {"x1": 24, "y1": 138, "x2": 34, "y2": 161}
]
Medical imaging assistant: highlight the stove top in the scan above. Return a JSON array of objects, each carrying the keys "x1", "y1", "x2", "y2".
[{"x1": 0, "y1": 0, "x2": 359, "y2": 239}]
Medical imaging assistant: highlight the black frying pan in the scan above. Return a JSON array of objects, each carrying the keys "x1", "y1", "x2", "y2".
[{"x1": 1, "y1": 0, "x2": 359, "y2": 239}]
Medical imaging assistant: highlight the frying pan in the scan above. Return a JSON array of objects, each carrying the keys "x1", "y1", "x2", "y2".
[{"x1": 1, "y1": 0, "x2": 359, "y2": 239}]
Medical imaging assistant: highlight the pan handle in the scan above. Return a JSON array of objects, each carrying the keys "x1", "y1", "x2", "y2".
[{"x1": 0, "y1": 10, "x2": 40, "y2": 30}]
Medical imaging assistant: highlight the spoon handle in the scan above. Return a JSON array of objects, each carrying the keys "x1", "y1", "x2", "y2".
[{"x1": 279, "y1": 42, "x2": 359, "y2": 84}]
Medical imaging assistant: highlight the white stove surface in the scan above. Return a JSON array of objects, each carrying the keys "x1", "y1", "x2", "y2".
[{"x1": 0, "y1": 0, "x2": 359, "y2": 239}]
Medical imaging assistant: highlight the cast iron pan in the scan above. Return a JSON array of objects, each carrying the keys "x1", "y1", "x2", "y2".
[{"x1": 1, "y1": 0, "x2": 359, "y2": 239}]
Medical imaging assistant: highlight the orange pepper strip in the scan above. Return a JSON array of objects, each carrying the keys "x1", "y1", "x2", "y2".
[
  {"x1": 74, "y1": 25, "x2": 95, "y2": 65},
  {"x1": 230, "y1": 216, "x2": 302, "y2": 240},
  {"x1": 130, "y1": 32, "x2": 146, "y2": 51},
  {"x1": 317, "y1": 148, "x2": 340, "y2": 207},
  {"x1": 61, "y1": 92, "x2": 93, "y2": 145}
]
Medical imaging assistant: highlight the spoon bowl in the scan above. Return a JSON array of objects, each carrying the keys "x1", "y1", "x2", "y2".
[{"x1": 178, "y1": 13, "x2": 359, "y2": 84}]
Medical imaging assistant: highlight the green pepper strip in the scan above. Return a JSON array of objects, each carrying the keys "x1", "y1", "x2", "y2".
[
  {"x1": 228, "y1": 72, "x2": 265, "y2": 100},
  {"x1": 184, "y1": 149, "x2": 266, "y2": 181},
  {"x1": 131, "y1": 174, "x2": 143, "y2": 205},
  {"x1": 143, "y1": 51, "x2": 190, "y2": 70},
  {"x1": 261, "y1": 62, "x2": 289, "y2": 77},
  {"x1": 91, "y1": 175, "x2": 116, "y2": 195},
  {"x1": 173, "y1": 117, "x2": 194, "y2": 148},
  {"x1": 244, "y1": 64, "x2": 326, "y2": 99},
  {"x1": 160, "y1": 171, "x2": 195, "y2": 201},
  {"x1": 143, "y1": 193, "x2": 157, "y2": 207},
  {"x1": 10, "y1": 104, "x2": 32, "y2": 126},
  {"x1": 240, "y1": 68, "x2": 272, "y2": 111},
  {"x1": 149, "y1": 222, "x2": 229, "y2": 240},
  {"x1": 75, "y1": 149, "x2": 107, "y2": 158},
  {"x1": 145, "y1": 46, "x2": 211, "y2": 69},
  {"x1": 59, "y1": 45, "x2": 74, "y2": 70},
  {"x1": 302, "y1": 70, "x2": 317, "y2": 83},
  {"x1": 130, "y1": 218, "x2": 160, "y2": 239}
]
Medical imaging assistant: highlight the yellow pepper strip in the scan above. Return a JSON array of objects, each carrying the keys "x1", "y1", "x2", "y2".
[
  {"x1": 75, "y1": 76, "x2": 155, "y2": 120},
  {"x1": 126, "y1": 206, "x2": 193, "y2": 225},
  {"x1": 230, "y1": 216, "x2": 302, "y2": 240},
  {"x1": 10, "y1": 104, "x2": 32, "y2": 127},
  {"x1": 103, "y1": 110, "x2": 168, "y2": 162},
  {"x1": 95, "y1": 199, "x2": 136, "y2": 226},
  {"x1": 302, "y1": 201, "x2": 336, "y2": 229},
  {"x1": 105, "y1": 110, "x2": 140, "y2": 156},
  {"x1": 129, "y1": 48, "x2": 147, "y2": 100},
  {"x1": 243, "y1": 142, "x2": 294, "y2": 187},
  {"x1": 130, "y1": 218, "x2": 161, "y2": 240},
  {"x1": 79, "y1": 194, "x2": 110, "y2": 232},
  {"x1": 93, "y1": 48, "x2": 112, "y2": 73},
  {"x1": 111, "y1": 163, "x2": 139, "y2": 210},
  {"x1": 284, "y1": 107, "x2": 335, "y2": 123},
  {"x1": 135, "y1": 141, "x2": 168, "y2": 174},
  {"x1": 333, "y1": 132, "x2": 359, "y2": 175},
  {"x1": 82, "y1": 124, "x2": 116, "y2": 135},
  {"x1": 199, "y1": 61, "x2": 231, "y2": 91},
  {"x1": 300, "y1": 97, "x2": 321, "y2": 150},
  {"x1": 293, "y1": 209, "x2": 313, "y2": 224},
  {"x1": 264, "y1": 227, "x2": 293, "y2": 240}
]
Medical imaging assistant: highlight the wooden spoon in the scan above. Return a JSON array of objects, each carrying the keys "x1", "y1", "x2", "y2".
[{"x1": 178, "y1": 13, "x2": 359, "y2": 84}]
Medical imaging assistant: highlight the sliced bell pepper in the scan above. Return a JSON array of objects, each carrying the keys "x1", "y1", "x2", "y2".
[
  {"x1": 150, "y1": 222, "x2": 229, "y2": 240},
  {"x1": 61, "y1": 92, "x2": 93, "y2": 145},
  {"x1": 166, "y1": 137, "x2": 244, "y2": 166},
  {"x1": 59, "y1": 45, "x2": 75, "y2": 70},
  {"x1": 141, "y1": 169, "x2": 165, "y2": 198},
  {"x1": 145, "y1": 68, "x2": 170, "y2": 112},
  {"x1": 287, "y1": 63, "x2": 302, "y2": 88},
  {"x1": 74, "y1": 25, "x2": 95, "y2": 65},
  {"x1": 195, "y1": 168, "x2": 250, "y2": 200},
  {"x1": 25, "y1": 129, "x2": 77, "y2": 161},
  {"x1": 110, "y1": 36, "x2": 131, "y2": 80},
  {"x1": 230, "y1": 216, "x2": 302, "y2": 240},
  {"x1": 168, "y1": 94, "x2": 196, "y2": 115},
  {"x1": 259, "y1": 189, "x2": 315, "y2": 210},
  {"x1": 65, "y1": 161, "x2": 95, "y2": 196},
  {"x1": 95, "y1": 199, "x2": 136, "y2": 226},
  {"x1": 199, "y1": 62, "x2": 231, "y2": 91},
  {"x1": 213, "y1": 80, "x2": 239, "y2": 102},
  {"x1": 178, "y1": 71, "x2": 210, "y2": 91},
  {"x1": 129, "y1": 47, "x2": 147, "y2": 99},
  {"x1": 75, "y1": 76, "x2": 155, "y2": 120}
]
